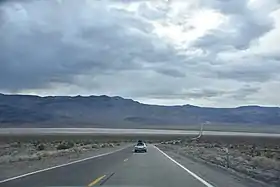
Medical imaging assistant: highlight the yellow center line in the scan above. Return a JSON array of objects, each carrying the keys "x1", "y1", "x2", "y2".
[{"x1": 87, "y1": 175, "x2": 106, "y2": 187}]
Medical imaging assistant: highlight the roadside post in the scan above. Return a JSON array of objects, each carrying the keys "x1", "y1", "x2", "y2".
[{"x1": 224, "y1": 147, "x2": 229, "y2": 168}]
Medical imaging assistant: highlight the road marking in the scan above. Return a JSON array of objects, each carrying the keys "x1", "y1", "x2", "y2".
[
  {"x1": 155, "y1": 146, "x2": 215, "y2": 187},
  {"x1": 99, "y1": 172, "x2": 115, "y2": 185},
  {"x1": 124, "y1": 158, "x2": 128, "y2": 162},
  {"x1": 0, "y1": 146, "x2": 130, "y2": 184},
  {"x1": 88, "y1": 175, "x2": 106, "y2": 186}
]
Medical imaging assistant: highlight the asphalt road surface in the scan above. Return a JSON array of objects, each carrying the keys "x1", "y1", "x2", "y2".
[{"x1": 0, "y1": 145, "x2": 265, "y2": 187}]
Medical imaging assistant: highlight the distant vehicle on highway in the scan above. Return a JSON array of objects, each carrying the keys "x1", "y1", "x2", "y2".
[{"x1": 134, "y1": 140, "x2": 147, "y2": 153}]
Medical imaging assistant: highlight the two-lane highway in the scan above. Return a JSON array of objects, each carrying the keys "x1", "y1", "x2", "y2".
[
  {"x1": 1, "y1": 145, "x2": 265, "y2": 187},
  {"x1": 103, "y1": 145, "x2": 210, "y2": 187}
]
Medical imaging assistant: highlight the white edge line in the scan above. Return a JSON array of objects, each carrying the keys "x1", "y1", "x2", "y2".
[
  {"x1": 154, "y1": 146, "x2": 215, "y2": 187},
  {"x1": 0, "y1": 145, "x2": 129, "y2": 184}
]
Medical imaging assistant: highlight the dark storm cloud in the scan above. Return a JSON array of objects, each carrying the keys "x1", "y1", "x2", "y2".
[
  {"x1": 0, "y1": 0, "x2": 183, "y2": 91},
  {"x1": 0, "y1": 30, "x2": 87, "y2": 90}
]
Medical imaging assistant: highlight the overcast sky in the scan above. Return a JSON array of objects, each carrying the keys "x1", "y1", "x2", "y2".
[{"x1": 1, "y1": 0, "x2": 280, "y2": 107}]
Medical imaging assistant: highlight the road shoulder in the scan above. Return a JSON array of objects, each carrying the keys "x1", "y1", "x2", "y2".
[
  {"x1": 156, "y1": 145, "x2": 271, "y2": 187},
  {"x1": 0, "y1": 144, "x2": 129, "y2": 182}
]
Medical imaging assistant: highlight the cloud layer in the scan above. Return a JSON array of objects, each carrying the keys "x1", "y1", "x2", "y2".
[{"x1": 1, "y1": 0, "x2": 280, "y2": 107}]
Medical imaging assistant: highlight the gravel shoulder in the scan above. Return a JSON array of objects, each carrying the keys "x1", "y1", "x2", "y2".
[
  {"x1": 157, "y1": 145, "x2": 268, "y2": 187},
  {"x1": 157, "y1": 136, "x2": 280, "y2": 187}
]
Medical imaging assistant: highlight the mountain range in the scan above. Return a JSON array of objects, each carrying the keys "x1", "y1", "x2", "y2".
[{"x1": 0, "y1": 93, "x2": 280, "y2": 128}]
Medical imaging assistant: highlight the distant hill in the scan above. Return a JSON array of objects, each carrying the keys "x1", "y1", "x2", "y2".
[{"x1": 0, "y1": 93, "x2": 280, "y2": 127}]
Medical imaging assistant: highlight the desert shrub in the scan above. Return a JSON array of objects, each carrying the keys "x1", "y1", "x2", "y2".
[
  {"x1": 10, "y1": 142, "x2": 21, "y2": 148},
  {"x1": 56, "y1": 142, "x2": 74, "y2": 150},
  {"x1": 251, "y1": 156, "x2": 280, "y2": 170},
  {"x1": 32, "y1": 141, "x2": 41, "y2": 147},
  {"x1": 82, "y1": 140, "x2": 92, "y2": 145},
  {"x1": 36, "y1": 144, "x2": 45, "y2": 151},
  {"x1": 262, "y1": 151, "x2": 275, "y2": 159},
  {"x1": 100, "y1": 144, "x2": 105, "y2": 148}
]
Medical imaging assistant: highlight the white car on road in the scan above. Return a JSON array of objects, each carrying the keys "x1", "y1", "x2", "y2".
[{"x1": 134, "y1": 141, "x2": 147, "y2": 153}]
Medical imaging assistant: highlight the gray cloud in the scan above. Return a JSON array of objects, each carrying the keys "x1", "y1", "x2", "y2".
[
  {"x1": 186, "y1": 89, "x2": 226, "y2": 99},
  {"x1": 214, "y1": 67, "x2": 280, "y2": 83},
  {"x1": 202, "y1": 57, "x2": 280, "y2": 83},
  {"x1": 185, "y1": 86, "x2": 259, "y2": 100},
  {"x1": 229, "y1": 86, "x2": 260, "y2": 101},
  {"x1": 128, "y1": 85, "x2": 259, "y2": 101},
  {"x1": 0, "y1": 0, "x2": 183, "y2": 91},
  {"x1": 0, "y1": 0, "x2": 280, "y2": 107},
  {"x1": 155, "y1": 68, "x2": 186, "y2": 78}
]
